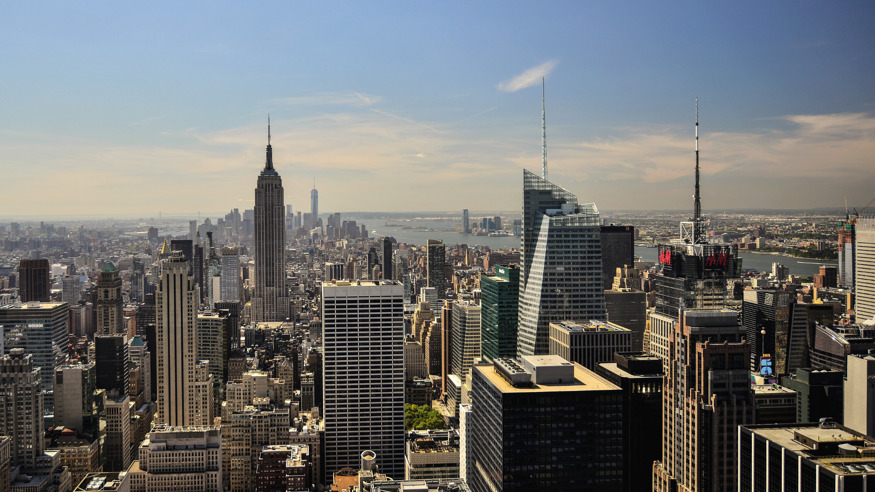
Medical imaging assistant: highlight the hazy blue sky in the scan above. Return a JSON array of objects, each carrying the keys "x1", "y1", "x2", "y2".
[{"x1": 2, "y1": 1, "x2": 874, "y2": 217}]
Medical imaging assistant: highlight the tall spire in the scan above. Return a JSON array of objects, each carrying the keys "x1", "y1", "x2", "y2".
[
  {"x1": 264, "y1": 115, "x2": 275, "y2": 172},
  {"x1": 694, "y1": 98, "x2": 700, "y2": 223},
  {"x1": 542, "y1": 77, "x2": 547, "y2": 180},
  {"x1": 692, "y1": 98, "x2": 705, "y2": 244}
]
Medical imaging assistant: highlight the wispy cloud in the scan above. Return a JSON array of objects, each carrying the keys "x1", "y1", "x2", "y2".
[
  {"x1": 269, "y1": 91, "x2": 383, "y2": 108},
  {"x1": 497, "y1": 60, "x2": 558, "y2": 92}
]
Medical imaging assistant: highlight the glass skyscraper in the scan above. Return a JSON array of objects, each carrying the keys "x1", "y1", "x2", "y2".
[
  {"x1": 517, "y1": 169, "x2": 605, "y2": 356},
  {"x1": 480, "y1": 264, "x2": 519, "y2": 361}
]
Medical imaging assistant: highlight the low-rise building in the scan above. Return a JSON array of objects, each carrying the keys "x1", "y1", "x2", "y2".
[{"x1": 405, "y1": 430, "x2": 459, "y2": 481}]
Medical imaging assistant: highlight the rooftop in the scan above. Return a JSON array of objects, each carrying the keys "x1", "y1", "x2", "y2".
[
  {"x1": 551, "y1": 320, "x2": 631, "y2": 333},
  {"x1": 478, "y1": 359, "x2": 619, "y2": 394},
  {"x1": 745, "y1": 422, "x2": 875, "y2": 476}
]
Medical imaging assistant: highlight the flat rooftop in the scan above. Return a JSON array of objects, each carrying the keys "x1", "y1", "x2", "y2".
[
  {"x1": 476, "y1": 361, "x2": 619, "y2": 394},
  {"x1": 747, "y1": 424, "x2": 875, "y2": 475},
  {"x1": 551, "y1": 320, "x2": 630, "y2": 333}
]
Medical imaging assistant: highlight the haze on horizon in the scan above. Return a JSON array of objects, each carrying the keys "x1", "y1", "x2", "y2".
[{"x1": 2, "y1": 2, "x2": 874, "y2": 217}]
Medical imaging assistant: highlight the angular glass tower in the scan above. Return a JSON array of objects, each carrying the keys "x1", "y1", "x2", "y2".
[{"x1": 517, "y1": 169, "x2": 605, "y2": 356}]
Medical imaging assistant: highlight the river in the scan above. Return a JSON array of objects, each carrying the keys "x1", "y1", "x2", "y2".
[{"x1": 368, "y1": 222, "x2": 834, "y2": 277}]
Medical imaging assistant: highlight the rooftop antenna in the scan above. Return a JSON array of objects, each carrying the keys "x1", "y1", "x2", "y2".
[
  {"x1": 694, "y1": 98, "x2": 701, "y2": 224},
  {"x1": 542, "y1": 77, "x2": 547, "y2": 180},
  {"x1": 264, "y1": 115, "x2": 274, "y2": 172},
  {"x1": 845, "y1": 195, "x2": 849, "y2": 221}
]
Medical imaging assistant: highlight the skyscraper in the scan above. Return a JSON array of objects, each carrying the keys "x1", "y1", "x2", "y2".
[
  {"x1": 95, "y1": 334, "x2": 129, "y2": 397},
  {"x1": 479, "y1": 265, "x2": 519, "y2": 362},
  {"x1": 844, "y1": 353, "x2": 875, "y2": 436},
  {"x1": 426, "y1": 239, "x2": 447, "y2": 298},
  {"x1": 253, "y1": 121, "x2": 290, "y2": 322},
  {"x1": 321, "y1": 280, "x2": 405, "y2": 483},
  {"x1": 855, "y1": 216, "x2": 875, "y2": 321},
  {"x1": 0, "y1": 349, "x2": 44, "y2": 468},
  {"x1": 18, "y1": 258, "x2": 50, "y2": 302},
  {"x1": 0, "y1": 301, "x2": 69, "y2": 412},
  {"x1": 96, "y1": 262, "x2": 124, "y2": 335},
  {"x1": 156, "y1": 253, "x2": 213, "y2": 427},
  {"x1": 382, "y1": 237, "x2": 393, "y2": 280},
  {"x1": 310, "y1": 180, "x2": 319, "y2": 228},
  {"x1": 219, "y1": 247, "x2": 241, "y2": 302},
  {"x1": 461, "y1": 209, "x2": 470, "y2": 234},
  {"x1": 517, "y1": 169, "x2": 605, "y2": 356},
  {"x1": 467, "y1": 356, "x2": 624, "y2": 491},
  {"x1": 653, "y1": 310, "x2": 753, "y2": 492},
  {"x1": 600, "y1": 225, "x2": 635, "y2": 290}
]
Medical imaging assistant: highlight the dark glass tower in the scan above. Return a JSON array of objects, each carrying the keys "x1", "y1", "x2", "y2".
[
  {"x1": 480, "y1": 265, "x2": 519, "y2": 361},
  {"x1": 253, "y1": 120, "x2": 289, "y2": 322}
]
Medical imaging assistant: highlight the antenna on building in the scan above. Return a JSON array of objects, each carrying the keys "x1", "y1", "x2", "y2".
[
  {"x1": 268, "y1": 114, "x2": 271, "y2": 145},
  {"x1": 694, "y1": 98, "x2": 701, "y2": 225},
  {"x1": 542, "y1": 77, "x2": 547, "y2": 181}
]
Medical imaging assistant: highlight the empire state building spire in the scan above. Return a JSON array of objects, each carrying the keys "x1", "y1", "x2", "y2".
[{"x1": 263, "y1": 116, "x2": 277, "y2": 175}]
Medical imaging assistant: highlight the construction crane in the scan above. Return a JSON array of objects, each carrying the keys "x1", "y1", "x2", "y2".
[{"x1": 853, "y1": 196, "x2": 875, "y2": 219}]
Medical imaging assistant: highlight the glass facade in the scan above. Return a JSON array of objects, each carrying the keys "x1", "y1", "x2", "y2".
[{"x1": 480, "y1": 265, "x2": 519, "y2": 362}]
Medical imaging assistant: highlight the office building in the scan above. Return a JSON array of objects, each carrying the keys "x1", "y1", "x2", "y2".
[
  {"x1": 427, "y1": 239, "x2": 447, "y2": 297},
  {"x1": 743, "y1": 288, "x2": 793, "y2": 374},
  {"x1": 0, "y1": 350, "x2": 43, "y2": 468},
  {"x1": 253, "y1": 122, "x2": 290, "y2": 322},
  {"x1": 129, "y1": 425, "x2": 222, "y2": 492},
  {"x1": 128, "y1": 335, "x2": 152, "y2": 404},
  {"x1": 61, "y1": 275, "x2": 80, "y2": 305},
  {"x1": 739, "y1": 422, "x2": 875, "y2": 491},
  {"x1": 221, "y1": 406, "x2": 290, "y2": 491},
  {"x1": 197, "y1": 312, "x2": 227, "y2": 389},
  {"x1": 782, "y1": 368, "x2": 845, "y2": 424},
  {"x1": 600, "y1": 225, "x2": 635, "y2": 290},
  {"x1": 382, "y1": 237, "x2": 393, "y2": 281},
  {"x1": 517, "y1": 169, "x2": 605, "y2": 356},
  {"x1": 856, "y1": 217, "x2": 875, "y2": 321},
  {"x1": 254, "y1": 444, "x2": 312, "y2": 491},
  {"x1": 596, "y1": 352, "x2": 664, "y2": 492},
  {"x1": 156, "y1": 253, "x2": 212, "y2": 427},
  {"x1": 219, "y1": 247, "x2": 241, "y2": 302},
  {"x1": 0, "y1": 301, "x2": 69, "y2": 412},
  {"x1": 653, "y1": 310, "x2": 753, "y2": 492},
  {"x1": 104, "y1": 395, "x2": 132, "y2": 472},
  {"x1": 752, "y1": 384, "x2": 797, "y2": 424},
  {"x1": 96, "y1": 263, "x2": 124, "y2": 335},
  {"x1": 322, "y1": 280, "x2": 405, "y2": 483},
  {"x1": 461, "y1": 209, "x2": 470, "y2": 234},
  {"x1": 18, "y1": 259, "x2": 50, "y2": 302},
  {"x1": 53, "y1": 362, "x2": 98, "y2": 436},
  {"x1": 310, "y1": 182, "x2": 319, "y2": 228},
  {"x1": 450, "y1": 300, "x2": 480, "y2": 384},
  {"x1": 467, "y1": 355, "x2": 624, "y2": 491},
  {"x1": 844, "y1": 353, "x2": 875, "y2": 436},
  {"x1": 549, "y1": 320, "x2": 632, "y2": 371},
  {"x1": 839, "y1": 218, "x2": 856, "y2": 290},
  {"x1": 810, "y1": 324, "x2": 875, "y2": 372},
  {"x1": 479, "y1": 265, "x2": 519, "y2": 362},
  {"x1": 95, "y1": 334, "x2": 129, "y2": 397},
  {"x1": 405, "y1": 430, "x2": 460, "y2": 480},
  {"x1": 325, "y1": 262, "x2": 345, "y2": 282}
]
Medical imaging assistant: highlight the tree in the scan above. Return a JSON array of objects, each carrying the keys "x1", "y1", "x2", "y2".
[{"x1": 404, "y1": 403, "x2": 448, "y2": 430}]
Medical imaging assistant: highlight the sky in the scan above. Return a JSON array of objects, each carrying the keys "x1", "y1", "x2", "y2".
[{"x1": 2, "y1": 1, "x2": 874, "y2": 218}]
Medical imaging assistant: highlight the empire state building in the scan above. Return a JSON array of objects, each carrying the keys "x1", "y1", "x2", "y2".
[{"x1": 253, "y1": 121, "x2": 289, "y2": 322}]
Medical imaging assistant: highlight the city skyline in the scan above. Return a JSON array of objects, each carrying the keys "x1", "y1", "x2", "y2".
[{"x1": 2, "y1": 2, "x2": 874, "y2": 216}]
